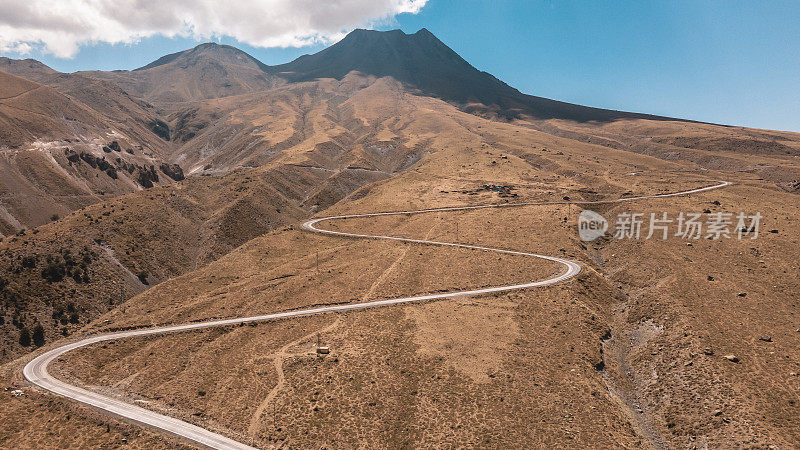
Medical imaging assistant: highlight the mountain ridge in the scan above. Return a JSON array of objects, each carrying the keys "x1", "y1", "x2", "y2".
[
  {"x1": 134, "y1": 42, "x2": 271, "y2": 72},
  {"x1": 4, "y1": 29, "x2": 697, "y2": 123},
  {"x1": 127, "y1": 28, "x2": 688, "y2": 122}
]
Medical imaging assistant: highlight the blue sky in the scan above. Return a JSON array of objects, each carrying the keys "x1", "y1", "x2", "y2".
[{"x1": 2, "y1": 0, "x2": 798, "y2": 132}]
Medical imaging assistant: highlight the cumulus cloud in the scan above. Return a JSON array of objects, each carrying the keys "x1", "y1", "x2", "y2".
[{"x1": 0, "y1": 0, "x2": 428, "y2": 58}]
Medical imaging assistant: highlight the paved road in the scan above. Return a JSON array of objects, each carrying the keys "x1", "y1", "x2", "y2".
[{"x1": 23, "y1": 180, "x2": 730, "y2": 449}]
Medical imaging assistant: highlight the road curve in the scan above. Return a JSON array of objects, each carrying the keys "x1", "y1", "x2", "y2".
[{"x1": 23, "y1": 180, "x2": 730, "y2": 449}]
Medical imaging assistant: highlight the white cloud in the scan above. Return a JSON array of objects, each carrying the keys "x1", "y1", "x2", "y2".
[{"x1": 0, "y1": 0, "x2": 428, "y2": 58}]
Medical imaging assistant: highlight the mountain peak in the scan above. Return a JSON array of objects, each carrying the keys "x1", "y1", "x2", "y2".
[
  {"x1": 269, "y1": 27, "x2": 466, "y2": 79},
  {"x1": 267, "y1": 27, "x2": 663, "y2": 122},
  {"x1": 267, "y1": 27, "x2": 511, "y2": 108},
  {"x1": 135, "y1": 42, "x2": 266, "y2": 71},
  {"x1": 0, "y1": 56, "x2": 59, "y2": 81},
  {"x1": 350, "y1": 28, "x2": 404, "y2": 35},
  {"x1": 194, "y1": 42, "x2": 223, "y2": 49},
  {"x1": 127, "y1": 28, "x2": 667, "y2": 122},
  {"x1": 189, "y1": 42, "x2": 244, "y2": 55}
]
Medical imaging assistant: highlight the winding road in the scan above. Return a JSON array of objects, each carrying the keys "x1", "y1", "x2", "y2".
[{"x1": 23, "y1": 180, "x2": 730, "y2": 449}]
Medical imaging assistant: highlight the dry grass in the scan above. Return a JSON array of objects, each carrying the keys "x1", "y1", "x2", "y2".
[{"x1": 1, "y1": 70, "x2": 800, "y2": 447}]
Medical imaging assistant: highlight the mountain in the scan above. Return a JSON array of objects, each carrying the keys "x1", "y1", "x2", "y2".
[
  {"x1": 0, "y1": 59, "x2": 169, "y2": 154},
  {"x1": 0, "y1": 70, "x2": 182, "y2": 232},
  {"x1": 86, "y1": 42, "x2": 281, "y2": 105},
  {"x1": 135, "y1": 42, "x2": 271, "y2": 72},
  {"x1": 0, "y1": 57, "x2": 58, "y2": 83},
  {"x1": 268, "y1": 28, "x2": 670, "y2": 121},
  {"x1": 0, "y1": 71, "x2": 106, "y2": 147},
  {"x1": 92, "y1": 29, "x2": 677, "y2": 121},
  {"x1": 2, "y1": 27, "x2": 800, "y2": 450}
]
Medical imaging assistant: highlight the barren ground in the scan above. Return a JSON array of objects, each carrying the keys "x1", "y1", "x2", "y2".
[{"x1": 2, "y1": 90, "x2": 800, "y2": 448}]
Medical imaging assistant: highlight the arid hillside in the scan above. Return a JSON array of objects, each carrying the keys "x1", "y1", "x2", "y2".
[
  {"x1": 168, "y1": 74, "x2": 469, "y2": 174},
  {"x1": 0, "y1": 152, "x2": 389, "y2": 364},
  {"x1": 4, "y1": 99, "x2": 800, "y2": 448},
  {"x1": 0, "y1": 57, "x2": 170, "y2": 153},
  {"x1": 1, "y1": 27, "x2": 800, "y2": 449},
  {"x1": 0, "y1": 68, "x2": 180, "y2": 232},
  {"x1": 86, "y1": 43, "x2": 281, "y2": 106},
  {"x1": 0, "y1": 66, "x2": 501, "y2": 363},
  {"x1": 0, "y1": 71, "x2": 107, "y2": 148}
]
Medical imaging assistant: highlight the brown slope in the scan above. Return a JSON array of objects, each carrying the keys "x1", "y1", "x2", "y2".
[
  {"x1": 38, "y1": 73, "x2": 172, "y2": 156},
  {"x1": 518, "y1": 116, "x2": 800, "y2": 191},
  {"x1": 0, "y1": 70, "x2": 182, "y2": 231},
  {"x1": 2, "y1": 88, "x2": 800, "y2": 449},
  {"x1": 169, "y1": 73, "x2": 470, "y2": 175},
  {"x1": 85, "y1": 43, "x2": 282, "y2": 107},
  {"x1": 0, "y1": 74, "x2": 517, "y2": 363},
  {"x1": 0, "y1": 71, "x2": 107, "y2": 147},
  {"x1": 44, "y1": 111, "x2": 800, "y2": 448},
  {"x1": 0, "y1": 157, "x2": 387, "y2": 364},
  {"x1": 0, "y1": 58, "x2": 173, "y2": 156},
  {"x1": 0, "y1": 57, "x2": 58, "y2": 83}
]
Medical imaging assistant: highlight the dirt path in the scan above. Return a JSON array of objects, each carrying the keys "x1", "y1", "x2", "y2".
[
  {"x1": 0, "y1": 85, "x2": 43, "y2": 101},
  {"x1": 246, "y1": 317, "x2": 342, "y2": 436},
  {"x1": 361, "y1": 219, "x2": 440, "y2": 301}
]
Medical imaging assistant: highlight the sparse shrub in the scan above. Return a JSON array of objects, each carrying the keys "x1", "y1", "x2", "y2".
[
  {"x1": 62, "y1": 249, "x2": 75, "y2": 267},
  {"x1": 41, "y1": 259, "x2": 66, "y2": 282},
  {"x1": 70, "y1": 269, "x2": 84, "y2": 283},
  {"x1": 19, "y1": 327, "x2": 31, "y2": 346},
  {"x1": 137, "y1": 171, "x2": 154, "y2": 188},
  {"x1": 101, "y1": 141, "x2": 122, "y2": 153},
  {"x1": 137, "y1": 271, "x2": 149, "y2": 285},
  {"x1": 137, "y1": 166, "x2": 159, "y2": 188},
  {"x1": 96, "y1": 158, "x2": 112, "y2": 172},
  {"x1": 151, "y1": 120, "x2": 170, "y2": 141},
  {"x1": 21, "y1": 256, "x2": 37, "y2": 269},
  {"x1": 160, "y1": 163, "x2": 184, "y2": 181},
  {"x1": 82, "y1": 247, "x2": 94, "y2": 265},
  {"x1": 69, "y1": 312, "x2": 79, "y2": 324},
  {"x1": 33, "y1": 324, "x2": 45, "y2": 346},
  {"x1": 80, "y1": 152, "x2": 98, "y2": 168}
]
